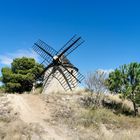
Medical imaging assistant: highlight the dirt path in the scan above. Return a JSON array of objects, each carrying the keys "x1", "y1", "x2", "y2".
[
  {"x1": 7, "y1": 94, "x2": 70, "y2": 140},
  {"x1": 7, "y1": 94, "x2": 49, "y2": 123}
]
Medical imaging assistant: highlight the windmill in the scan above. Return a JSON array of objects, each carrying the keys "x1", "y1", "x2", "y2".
[{"x1": 33, "y1": 35, "x2": 85, "y2": 92}]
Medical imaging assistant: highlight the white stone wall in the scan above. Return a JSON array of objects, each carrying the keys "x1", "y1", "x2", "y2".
[{"x1": 42, "y1": 67, "x2": 78, "y2": 94}]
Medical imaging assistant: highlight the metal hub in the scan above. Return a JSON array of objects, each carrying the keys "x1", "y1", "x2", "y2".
[{"x1": 53, "y1": 55, "x2": 59, "y2": 60}]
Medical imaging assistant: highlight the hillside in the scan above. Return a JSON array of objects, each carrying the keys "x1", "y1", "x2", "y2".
[{"x1": 0, "y1": 91, "x2": 140, "y2": 140}]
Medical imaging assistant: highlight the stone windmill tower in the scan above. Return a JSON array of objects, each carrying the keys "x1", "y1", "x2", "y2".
[{"x1": 32, "y1": 35, "x2": 84, "y2": 93}]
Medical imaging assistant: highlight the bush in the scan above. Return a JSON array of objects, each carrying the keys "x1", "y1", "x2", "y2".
[
  {"x1": 80, "y1": 93, "x2": 134, "y2": 115},
  {"x1": 102, "y1": 95, "x2": 134, "y2": 115}
]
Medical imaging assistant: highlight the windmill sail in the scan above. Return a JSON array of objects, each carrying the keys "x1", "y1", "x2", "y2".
[
  {"x1": 32, "y1": 35, "x2": 85, "y2": 92},
  {"x1": 33, "y1": 39, "x2": 57, "y2": 64},
  {"x1": 57, "y1": 35, "x2": 84, "y2": 59}
]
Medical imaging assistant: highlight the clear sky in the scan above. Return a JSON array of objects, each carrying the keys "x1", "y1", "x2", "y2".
[{"x1": 0, "y1": 0, "x2": 140, "y2": 75}]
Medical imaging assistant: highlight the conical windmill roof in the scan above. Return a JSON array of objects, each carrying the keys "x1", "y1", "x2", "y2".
[{"x1": 60, "y1": 55, "x2": 78, "y2": 71}]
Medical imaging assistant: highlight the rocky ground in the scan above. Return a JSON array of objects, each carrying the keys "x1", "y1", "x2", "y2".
[
  {"x1": 0, "y1": 92, "x2": 89, "y2": 140},
  {"x1": 0, "y1": 91, "x2": 140, "y2": 140}
]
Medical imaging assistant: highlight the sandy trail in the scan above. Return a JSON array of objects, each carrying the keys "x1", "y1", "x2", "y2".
[
  {"x1": 7, "y1": 94, "x2": 69, "y2": 140},
  {"x1": 7, "y1": 94, "x2": 49, "y2": 123}
]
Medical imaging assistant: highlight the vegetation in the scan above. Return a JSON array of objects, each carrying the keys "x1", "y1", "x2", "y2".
[
  {"x1": 1, "y1": 57, "x2": 44, "y2": 93},
  {"x1": 107, "y1": 62, "x2": 140, "y2": 116},
  {"x1": 0, "y1": 85, "x2": 5, "y2": 93},
  {"x1": 85, "y1": 70, "x2": 108, "y2": 107},
  {"x1": 81, "y1": 93, "x2": 133, "y2": 115},
  {"x1": 85, "y1": 70, "x2": 107, "y2": 94},
  {"x1": 47, "y1": 91, "x2": 140, "y2": 140}
]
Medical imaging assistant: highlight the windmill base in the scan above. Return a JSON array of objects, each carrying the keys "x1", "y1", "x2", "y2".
[{"x1": 42, "y1": 78, "x2": 66, "y2": 94}]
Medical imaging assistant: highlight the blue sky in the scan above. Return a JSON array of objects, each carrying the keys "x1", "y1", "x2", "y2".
[{"x1": 0, "y1": 0, "x2": 140, "y2": 75}]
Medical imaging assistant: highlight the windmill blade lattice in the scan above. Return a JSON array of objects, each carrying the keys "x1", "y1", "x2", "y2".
[
  {"x1": 64, "y1": 65, "x2": 85, "y2": 84},
  {"x1": 56, "y1": 35, "x2": 84, "y2": 59},
  {"x1": 43, "y1": 67, "x2": 56, "y2": 89},
  {"x1": 32, "y1": 35, "x2": 85, "y2": 91},
  {"x1": 56, "y1": 67, "x2": 73, "y2": 90},
  {"x1": 33, "y1": 39, "x2": 57, "y2": 64}
]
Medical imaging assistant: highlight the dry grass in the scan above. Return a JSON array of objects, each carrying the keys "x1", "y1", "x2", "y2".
[
  {"x1": 31, "y1": 87, "x2": 43, "y2": 95},
  {"x1": 0, "y1": 94, "x2": 4, "y2": 97},
  {"x1": 80, "y1": 92, "x2": 134, "y2": 116},
  {"x1": 46, "y1": 91, "x2": 140, "y2": 140},
  {"x1": 0, "y1": 91, "x2": 140, "y2": 140},
  {"x1": 0, "y1": 94, "x2": 47, "y2": 140},
  {"x1": 0, "y1": 120, "x2": 46, "y2": 140},
  {"x1": 77, "y1": 108, "x2": 140, "y2": 128},
  {"x1": 106, "y1": 94, "x2": 134, "y2": 110},
  {"x1": 98, "y1": 124, "x2": 140, "y2": 140}
]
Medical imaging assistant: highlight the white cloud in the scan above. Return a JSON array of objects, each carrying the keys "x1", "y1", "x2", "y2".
[
  {"x1": 0, "y1": 55, "x2": 13, "y2": 66},
  {"x1": 97, "y1": 69, "x2": 114, "y2": 75},
  {"x1": 0, "y1": 49, "x2": 39, "y2": 66}
]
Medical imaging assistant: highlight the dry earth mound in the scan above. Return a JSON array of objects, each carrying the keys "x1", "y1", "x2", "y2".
[{"x1": 0, "y1": 92, "x2": 140, "y2": 140}]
